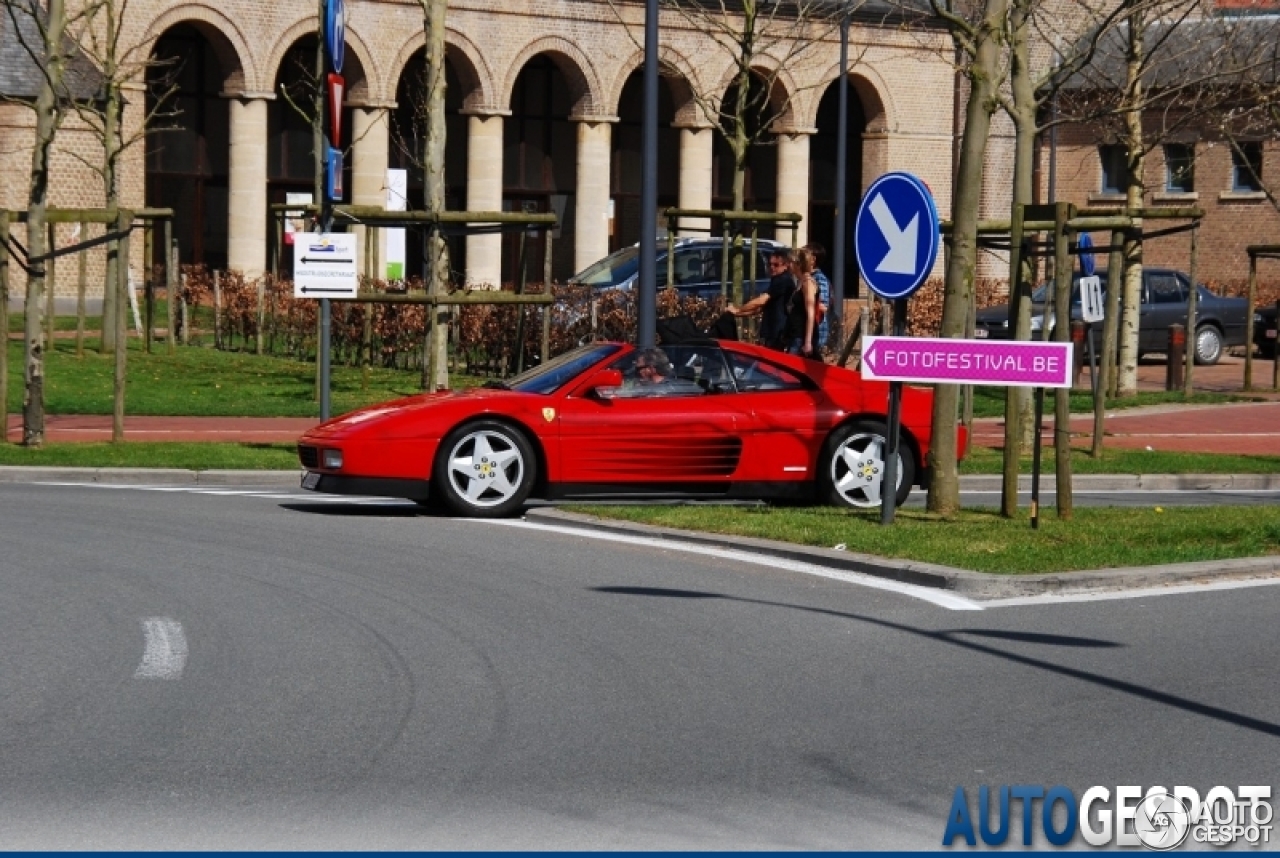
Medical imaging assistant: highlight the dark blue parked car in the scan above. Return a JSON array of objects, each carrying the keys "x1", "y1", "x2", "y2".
[
  {"x1": 974, "y1": 268, "x2": 1249, "y2": 365},
  {"x1": 568, "y1": 238, "x2": 786, "y2": 304}
]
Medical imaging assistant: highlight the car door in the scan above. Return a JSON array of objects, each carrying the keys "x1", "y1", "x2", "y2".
[
  {"x1": 553, "y1": 345, "x2": 743, "y2": 490},
  {"x1": 718, "y1": 350, "x2": 841, "y2": 484},
  {"x1": 1141, "y1": 271, "x2": 1188, "y2": 353}
]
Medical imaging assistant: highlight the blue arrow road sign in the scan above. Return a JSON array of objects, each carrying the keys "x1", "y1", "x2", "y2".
[
  {"x1": 325, "y1": 0, "x2": 345, "y2": 74},
  {"x1": 854, "y1": 171, "x2": 939, "y2": 300}
]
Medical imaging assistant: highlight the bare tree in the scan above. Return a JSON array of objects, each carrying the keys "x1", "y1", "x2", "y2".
[
  {"x1": 70, "y1": 0, "x2": 177, "y2": 352},
  {"x1": 1055, "y1": 0, "x2": 1269, "y2": 395},
  {"x1": 4, "y1": 0, "x2": 90, "y2": 446},
  {"x1": 923, "y1": 0, "x2": 1013, "y2": 517}
]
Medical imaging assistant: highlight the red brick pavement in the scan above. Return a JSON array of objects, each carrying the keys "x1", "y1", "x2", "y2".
[{"x1": 971, "y1": 354, "x2": 1280, "y2": 456}]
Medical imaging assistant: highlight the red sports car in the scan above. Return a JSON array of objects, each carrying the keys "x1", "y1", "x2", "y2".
[{"x1": 297, "y1": 339, "x2": 963, "y2": 517}]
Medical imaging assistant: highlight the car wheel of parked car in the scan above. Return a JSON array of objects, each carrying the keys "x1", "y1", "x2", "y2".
[
  {"x1": 821, "y1": 420, "x2": 914, "y2": 509},
  {"x1": 434, "y1": 420, "x2": 536, "y2": 517},
  {"x1": 1194, "y1": 324, "x2": 1223, "y2": 366}
]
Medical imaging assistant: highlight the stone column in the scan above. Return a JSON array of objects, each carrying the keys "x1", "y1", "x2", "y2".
[
  {"x1": 227, "y1": 94, "x2": 270, "y2": 276},
  {"x1": 775, "y1": 131, "x2": 812, "y2": 248},
  {"x1": 677, "y1": 125, "x2": 714, "y2": 237},
  {"x1": 464, "y1": 111, "x2": 505, "y2": 288},
  {"x1": 574, "y1": 117, "x2": 613, "y2": 274},
  {"x1": 351, "y1": 105, "x2": 391, "y2": 278}
]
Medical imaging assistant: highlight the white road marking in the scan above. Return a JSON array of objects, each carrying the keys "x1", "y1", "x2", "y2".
[
  {"x1": 479, "y1": 519, "x2": 985, "y2": 611},
  {"x1": 135, "y1": 618, "x2": 187, "y2": 680}
]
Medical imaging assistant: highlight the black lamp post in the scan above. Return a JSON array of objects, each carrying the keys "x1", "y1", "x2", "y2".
[
  {"x1": 636, "y1": 0, "x2": 659, "y2": 349},
  {"x1": 831, "y1": 7, "x2": 851, "y2": 347}
]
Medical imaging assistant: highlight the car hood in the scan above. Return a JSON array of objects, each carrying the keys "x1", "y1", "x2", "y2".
[{"x1": 302, "y1": 387, "x2": 535, "y2": 441}]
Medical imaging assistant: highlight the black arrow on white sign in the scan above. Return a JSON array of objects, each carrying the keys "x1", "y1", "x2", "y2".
[
  {"x1": 300, "y1": 256, "x2": 355, "y2": 265},
  {"x1": 300, "y1": 286, "x2": 354, "y2": 294}
]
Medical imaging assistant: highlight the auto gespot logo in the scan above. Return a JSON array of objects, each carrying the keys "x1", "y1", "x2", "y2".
[{"x1": 943, "y1": 784, "x2": 1273, "y2": 849}]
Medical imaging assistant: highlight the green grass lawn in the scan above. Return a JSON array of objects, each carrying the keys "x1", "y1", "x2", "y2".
[
  {"x1": 5, "y1": 337, "x2": 479, "y2": 417},
  {"x1": 959, "y1": 445, "x2": 1280, "y2": 475},
  {"x1": 563, "y1": 503, "x2": 1280, "y2": 574},
  {"x1": 966, "y1": 385, "x2": 1255, "y2": 418}
]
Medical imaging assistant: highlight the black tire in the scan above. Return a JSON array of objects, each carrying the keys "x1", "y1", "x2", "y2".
[
  {"x1": 1194, "y1": 324, "x2": 1223, "y2": 366},
  {"x1": 433, "y1": 420, "x2": 536, "y2": 518},
  {"x1": 820, "y1": 420, "x2": 915, "y2": 509}
]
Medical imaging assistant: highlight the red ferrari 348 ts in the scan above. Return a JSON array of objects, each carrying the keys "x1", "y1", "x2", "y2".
[{"x1": 297, "y1": 339, "x2": 963, "y2": 518}]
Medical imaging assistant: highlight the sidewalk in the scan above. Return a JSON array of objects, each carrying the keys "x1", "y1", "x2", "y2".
[{"x1": 3, "y1": 415, "x2": 319, "y2": 444}]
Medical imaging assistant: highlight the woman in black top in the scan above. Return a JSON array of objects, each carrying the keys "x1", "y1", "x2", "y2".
[{"x1": 782, "y1": 247, "x2": 819, "y2": 357}]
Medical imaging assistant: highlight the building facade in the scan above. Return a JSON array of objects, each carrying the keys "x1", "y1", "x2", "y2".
[{"x1": 1, "y1": 0, "x2": 970, "y2": 302}]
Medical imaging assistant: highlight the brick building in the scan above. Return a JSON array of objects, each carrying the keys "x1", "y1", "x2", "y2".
[
  {"x1": 0, "y1": 0, "x2": 972, "y2": 304},
  {"x1": 1046, "y1": 12, "x2": 1280, "y2": 288}
]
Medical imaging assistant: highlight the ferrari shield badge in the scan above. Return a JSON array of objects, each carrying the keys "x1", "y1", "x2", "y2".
[{"x1": 542, "y1": 408, "x2": 556, "y2": 423}]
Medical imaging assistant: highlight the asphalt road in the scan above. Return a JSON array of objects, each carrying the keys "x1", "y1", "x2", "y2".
[{"x1": 1, "y1": 482, "x2": 1277, "y2": 849}]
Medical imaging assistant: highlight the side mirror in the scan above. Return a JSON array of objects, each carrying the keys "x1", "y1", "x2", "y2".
[{"x1": 581, "y1": 368, "x2": 624, "y2": 398}]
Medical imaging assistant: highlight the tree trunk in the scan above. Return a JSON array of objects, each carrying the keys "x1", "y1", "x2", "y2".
[
  {"x1": 1117, "y1": 9, "x2": 1145, "y2": 397},
  {"x1": 424, "y1": 0, "x2": 450, "y2": 389},
  {"x1": 24, "y1": 0, "x2": 69, "y2": 447},
  {"x1": 1001, "y1": 0, "x2": 1036, "y2": 517},
  {"x1": 928, "y1": 0, "x2": 1010, "y2": 517}
]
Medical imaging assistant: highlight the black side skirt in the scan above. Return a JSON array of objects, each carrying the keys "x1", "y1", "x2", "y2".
[{"x1": 547, "y1": 481, "x2": 816, "y2": 503}]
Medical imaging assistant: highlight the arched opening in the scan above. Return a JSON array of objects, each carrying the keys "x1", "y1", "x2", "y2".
[
  {"x1": 390, "y1": 50, "x2": 468, "y2": 283},
  {"x1": 712, "y1": 75, "x2": 777, "y2": 230},
  {"x1": 610, "y1": 70, "x2": 679, "y2": 252},
  {"x1": 268, "y1": 36, "x2": 355, "y2": 274},
  {"x1": 146, "y1": 24, "x2": 233, "y2": 270},
  {"x1": 812, "y1": 76, "x2": 867, "y2": 295},
  {"x1": 504, "y1": 55, "x2": 577, "y2": 282}
]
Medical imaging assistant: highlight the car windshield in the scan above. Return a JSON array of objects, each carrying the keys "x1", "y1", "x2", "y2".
[
  {"x1": 501, "y1": 343, "x2": 623, "y2": 395},
  {"x1": 570, "y1": 246, "x2": 641, "y2": 287}
]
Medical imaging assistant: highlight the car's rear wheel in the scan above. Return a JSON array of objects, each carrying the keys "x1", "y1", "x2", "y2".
[
  {"x1": 434, "y1": 420, "x2": 535, "y2": 518},
  {"x1": 1194, "y1": 324, "x2": 1223, "y2": 365},
  {"x1": 821, "y1": 420, "x2": 914, "y2": 509}
]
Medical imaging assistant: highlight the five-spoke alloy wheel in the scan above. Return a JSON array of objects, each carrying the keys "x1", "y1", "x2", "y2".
[
  {"x1": 434, "y1": 420, "x2": 536, "y2": 517},
  {"x1": 822, "y1": 420, "x2": 915, "y2": 509}
]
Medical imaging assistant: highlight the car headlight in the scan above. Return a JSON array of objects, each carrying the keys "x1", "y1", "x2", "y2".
[
  {"x1": 1030, "y1": 315, "x2": 1043, "y2": 331},
  {"x1": 1256, "y1": 313, "x2": 1264, "y2": 323},
  {"x1": 322, "y1": 449, "x2": 344, "y2": 469}
]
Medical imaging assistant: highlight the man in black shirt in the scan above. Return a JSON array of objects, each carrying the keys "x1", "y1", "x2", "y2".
[{"x1": 726, "y1": 249, "x2": 794, "y2": 349}]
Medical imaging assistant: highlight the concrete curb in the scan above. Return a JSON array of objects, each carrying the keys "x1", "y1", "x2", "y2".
[
  {"x1": 0, "y1": 467, "x2": 301, "y2": 487},
  {"x1": 523, "y1": 508, "x2": 1280, "y2": 600}
]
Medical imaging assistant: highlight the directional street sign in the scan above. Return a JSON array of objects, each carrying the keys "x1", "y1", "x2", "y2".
[
  {"x1": 293, "y1": 233, "x2": 358, "y2": 299},
  {"x1": 854, "y1": 172, "x2": 940, "y2": 300},
  {"x1": 861, "y1": 336, "x2": 1074, "y2": 388},
  {"x1": 325, "y1": 0, "x2": 345, "y2": 74}
]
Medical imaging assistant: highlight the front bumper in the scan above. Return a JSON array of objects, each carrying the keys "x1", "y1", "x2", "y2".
[{"x1": 301, "y1": 471, "x2": 431, "y2": 501}]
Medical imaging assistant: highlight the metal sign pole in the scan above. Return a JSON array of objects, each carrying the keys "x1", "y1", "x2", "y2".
[{"x1": 879, "y1": 298, "x2": 906, "y2": 525}]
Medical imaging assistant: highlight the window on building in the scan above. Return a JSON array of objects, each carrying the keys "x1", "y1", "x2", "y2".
[
  {"x1": 1164, "y1": 144, "x2": 1194, "y2": 193},
  {"x1": 1231, "y1": 141, "x2": 1263, "y2": 192},
  {"x1": 1099, "y1": 145, "x2": 1129, "y2": 194}
]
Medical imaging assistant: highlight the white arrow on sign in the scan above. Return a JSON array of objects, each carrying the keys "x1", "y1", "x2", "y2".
[{"x1": 869, "y1": 193, "x2": 919, "y2": 276}]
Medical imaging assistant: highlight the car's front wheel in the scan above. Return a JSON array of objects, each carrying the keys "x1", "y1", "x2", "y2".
[
  {"x1": 1194, "y1": 324, "x2": 1223, "y2": 365},
  {"x1": 434, "y1": 420, "x2": 536, "y2": 517},
  {"x1": 821, "y1": 420, "x2": 915, "y2": 509}
]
